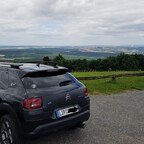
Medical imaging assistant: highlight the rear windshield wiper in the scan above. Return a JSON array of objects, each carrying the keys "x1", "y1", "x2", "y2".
[{"x1": 59, "y1": 80, "x2": 73, "y2": 86}]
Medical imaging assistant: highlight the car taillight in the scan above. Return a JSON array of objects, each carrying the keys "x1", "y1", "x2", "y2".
[
  {"x1": 84, "y1": 88, "x2": 88, "y2": 96},
  {"x1": 23, "y1": 97, "x2": 42, "y2": 109}
]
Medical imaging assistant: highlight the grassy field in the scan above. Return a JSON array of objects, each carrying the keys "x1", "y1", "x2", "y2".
[{"x1": 72, "y1": 71, "x2": 144, "y2": 95}]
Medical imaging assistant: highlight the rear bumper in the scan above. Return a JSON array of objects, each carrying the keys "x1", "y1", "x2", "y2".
[{"x1": 28, "y1": 110, "x2": 90, "y2": 135}]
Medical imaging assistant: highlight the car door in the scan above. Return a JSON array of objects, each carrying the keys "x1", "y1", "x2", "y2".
[{"x1": 0, "y1": 68, "x2": 9, "y2": 101}]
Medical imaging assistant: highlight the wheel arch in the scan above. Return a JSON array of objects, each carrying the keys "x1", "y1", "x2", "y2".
[{"x1": 0, "y1": 103, "x2": 22, "y2": 132}]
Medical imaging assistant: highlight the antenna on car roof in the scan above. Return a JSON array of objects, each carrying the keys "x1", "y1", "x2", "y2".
[
  {"x1": 47, "y1": 62, "x2": 58, "y2": 68},
  {"x1": 36, "y1": 63, "x2": 40, "y2": 67},
  {"x1": 0, "y1": 62, "x2": 23, "y2": 69}
]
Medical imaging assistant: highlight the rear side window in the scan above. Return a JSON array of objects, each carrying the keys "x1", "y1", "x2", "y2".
[
  {"x1": 0, "y1": 70, "x2": 8, "y2": 89},
  {"x1": 22, "y1": 72, "x2": 74, "y2": 89}
]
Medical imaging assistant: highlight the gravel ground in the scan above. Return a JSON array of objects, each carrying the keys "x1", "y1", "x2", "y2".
[{"x1": 26, "y1": 91, "x2": 144, "y2": 144}]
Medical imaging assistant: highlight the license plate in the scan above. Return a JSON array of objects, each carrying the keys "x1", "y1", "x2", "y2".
[{"x1": 56, "y1": 105, "x2": 79, "y2": 118}]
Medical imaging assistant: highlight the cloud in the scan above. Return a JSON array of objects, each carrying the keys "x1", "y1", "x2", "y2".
[{"x1": 0, "y1": 0, "x2": 144, "y2": 45}]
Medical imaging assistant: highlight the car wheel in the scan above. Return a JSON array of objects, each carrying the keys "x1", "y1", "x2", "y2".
[{"x1": 0, "y1": 115, "x2": 22, "y2": 144}]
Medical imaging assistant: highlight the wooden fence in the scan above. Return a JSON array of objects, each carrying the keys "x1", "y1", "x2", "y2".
[{"x1": 76, "y1": 73, "x2": 144, "y2": 81}]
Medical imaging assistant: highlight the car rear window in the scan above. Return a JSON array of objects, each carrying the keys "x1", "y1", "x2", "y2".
[{"x1": 21, "y1": 72, "x2": 74, "y2": 89}]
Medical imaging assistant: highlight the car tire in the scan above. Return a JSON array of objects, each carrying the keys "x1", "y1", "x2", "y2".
[{"x1": 0, "y1": 115, "x2": 23, "y2": 144}]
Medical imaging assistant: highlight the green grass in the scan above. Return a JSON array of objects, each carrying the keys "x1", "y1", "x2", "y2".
[
  {"x1": 80, "y1": 77, "x2": 144, "y2": 95},
  {"x1": 71, "y1": 71, "x2": 144, "y2": 95}
]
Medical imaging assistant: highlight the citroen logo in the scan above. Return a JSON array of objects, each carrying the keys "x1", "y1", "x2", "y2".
[{"x1": 65, "y1": 93, "x2": 71, "y2": 101}]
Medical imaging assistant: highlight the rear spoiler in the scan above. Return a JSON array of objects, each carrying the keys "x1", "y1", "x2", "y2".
[{"x1": 20, "y1": 68, "x2": 69, "y2": 78}]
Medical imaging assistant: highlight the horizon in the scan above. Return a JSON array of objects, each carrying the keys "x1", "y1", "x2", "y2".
[{"x1": 0, "y1": 45, "x2": 144, "y2": 47}]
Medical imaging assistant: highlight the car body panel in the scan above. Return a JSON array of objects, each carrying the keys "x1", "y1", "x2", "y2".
[{"x1": 0, "y1": 63, "x2": 90, "y2": 135}]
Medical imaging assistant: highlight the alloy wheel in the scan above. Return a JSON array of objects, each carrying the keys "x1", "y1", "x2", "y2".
[{"x1": 1, "y1": 120, "x2": 13, "y2": 144}]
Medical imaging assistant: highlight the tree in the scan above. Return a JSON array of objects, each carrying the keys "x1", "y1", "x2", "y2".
[
  {"x1": 52, "y1": 53, "x2": 144, "y2": 71},
  {"x1": 53, "y1": 54, "x2": 66, "y2": 66}
]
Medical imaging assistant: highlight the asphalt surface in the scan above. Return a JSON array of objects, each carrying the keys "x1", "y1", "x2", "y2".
[{"x1": 27, "y1": 91, "x2": 144, "y2": 144}]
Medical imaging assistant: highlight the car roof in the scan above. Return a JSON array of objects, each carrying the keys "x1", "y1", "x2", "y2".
[{"x1": 0, "y1": 62, "x2": 69, "y2": 77}]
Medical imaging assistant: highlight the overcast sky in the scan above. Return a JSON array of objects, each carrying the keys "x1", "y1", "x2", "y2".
[{"x1": 0, "y1": 0, "x2": 144, "y2": 46}]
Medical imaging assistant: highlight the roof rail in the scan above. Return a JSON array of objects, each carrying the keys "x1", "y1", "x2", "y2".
[
  {"x1": 0, "y1": 63, "x2": 23, "y2": 69},
  {"x1": 21, "y1": 61, "x2": 58, "y2": 68},
  {"x1": 10, "y1": 64, "x2": 23, "y2": 69},
  {"x1": 46, "y1": 62, "x2": 58, "y2": 68}
]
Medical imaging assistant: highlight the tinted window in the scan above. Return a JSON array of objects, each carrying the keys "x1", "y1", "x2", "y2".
[
  {"x1": 0, "y1": 70, "x2": 8, "y2": 89},
  {"x1": 22, "y1": 73, "x2": 73, "y2": 89}
]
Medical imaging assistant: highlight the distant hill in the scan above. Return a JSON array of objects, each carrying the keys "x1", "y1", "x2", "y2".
[{"x1": 0, "y1": 45, "x2": 143, "y2": 61}]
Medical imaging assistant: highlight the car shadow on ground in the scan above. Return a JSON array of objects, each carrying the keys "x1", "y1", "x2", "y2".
[{"x1": 25, "y1": 128, "x2": 87, "y2": 144}]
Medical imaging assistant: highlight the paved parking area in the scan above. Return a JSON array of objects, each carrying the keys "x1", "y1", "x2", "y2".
[{"x1": 27, "y1": 91, "x2": 144, "y2": 144}]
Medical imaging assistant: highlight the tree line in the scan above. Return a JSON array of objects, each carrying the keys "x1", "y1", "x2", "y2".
[{"x1": 53, "y1": 53, "x2": 144, "y2": 71}]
